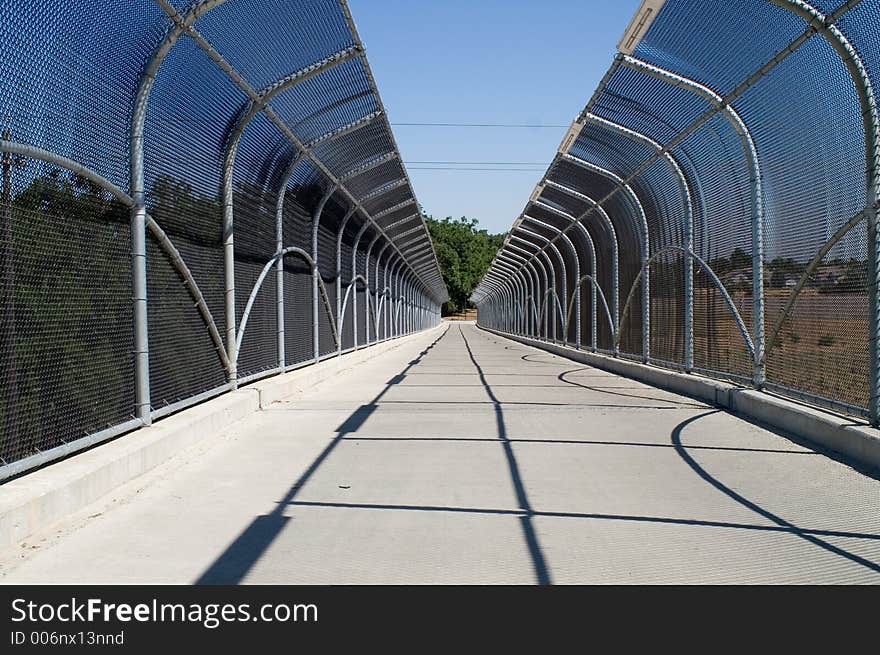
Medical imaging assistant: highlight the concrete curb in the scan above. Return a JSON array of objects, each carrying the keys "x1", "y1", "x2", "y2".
[
  {"x1": 479, "y1": 325, "x2": 880, "y2": 473},
  {"x1": 0, "y1": 328, "x2": 442, "y2": 551}
]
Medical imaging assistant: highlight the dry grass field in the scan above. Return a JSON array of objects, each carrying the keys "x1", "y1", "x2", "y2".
[{"x1": 690, "y1": 289, "x2": 868, "y2": 411}]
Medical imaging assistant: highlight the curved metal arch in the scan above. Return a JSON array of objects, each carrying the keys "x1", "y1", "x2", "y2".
[
  {"x1": 557, "y1": 153, "x2": 649, "y2": 260},
  {"x1": 1, "y1": 139, "x2": 232, "y2": 379},
  {"x1": 338, "y1": 275, "x2": 368, "y2": 347},
  {"x1": 220, "y1": 48, "x2": 363, "y2": 375},
  {"x1": 494, "y1": 260, "x2": 528, "y2": 329},
  {"x1": 517, "y1": 227, "x2": 567, "y2": 341},
  {"x1": 582, "y1": 111, "x2": 695, "y2": 369},
  {"x1": 363, "y1": 231, "x2": 386, "y2": 343},
  {"x1": 350, "y1": 218, "x2": 372, "y2": 348},
  {"x1": 522, "y1": 215, "x2": 584, "y2": 348},
  {"x1": 522, "y1": 295, "x2": 540, "y2": 332},
  {"x1": 311, "y1": 185, "x2": 339, "y2": 360},
  {"x1": 155, "y1": 2, "x2": 445, "y2": 313},
  {"x1": 503, "y1": 247, "x2": 546, "y2": 335},
  {"x1": 385, "y1": 255, "x2": 406, "y2": 338},
  {"x1": 617, "y1": 246, "x2": 755, "y2": 361},
  {"x1": 274, "y1": 151, "x2": 307, "y2": 369},
  {"x1": 129, "y1": 0, "x2": 232, "y2": 420},
  {"x1": 496, "y1": 274, "x2": 521, "y2": 333},
  {"x1": 559, "y1": 152, "x2": 651, "y2": 361},
  {"x1": 567, "y1": 275, "x2": 616, "y2": 351},
  {"x1": 767, "y1": 210, "x2": 865, "y2": 354},
  {"x1": 538, "y1": 288, "x2": 566, "y2": 338},
  {"x1": 499, "y1": 265, "x2": 528, "y2": 334},
  {"x1": 373, "y1": 240, "x2": 395, "y2": 341},
  {"x1": 767, "y1": 0, "x2": 880, "y2": 419},
  {"x1": 374, "y1": 286, "x2": 394, "y2": 340},
  {"x1": 335, "y1": 205, "x2": 359, "y2": 345},
  {"x1": 509, "y1": 236, "x2": 550, "y2": 318},
  {"x1": 618, "y1": 54, "x2": 768, "y2": 375},
  {"x1": 542, "y1": 181, "x2": 620, "y2": 318},
  {"x1": 537, "y1": 182, "x2": 620, "y2": 329},
  {"x1": 481, "y1": 276, "x2": 510, "y2": 330},
  {"x1": 528, "y1": 201, "x2": 604, "y2": 348},
  {"x1": 536, "y1": 249, "x2": 558, "y2": 339},
  {"x1": 237, "y1": 247, "x2": 339, "y2": 364},
  {"x1": 497, "y1": 251, "x2": 539, "y2": 335},
  {"x1": 485, "y1": 255, "x2": 518, "y2": 329}
]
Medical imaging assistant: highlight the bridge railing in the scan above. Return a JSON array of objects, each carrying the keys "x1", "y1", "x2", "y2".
[
  {"x1": 0, "y1": 0, "x2": 447, "y2": 480},
  {"x1": 473, "y1": 0, "x2": 880, "y2": 425}
]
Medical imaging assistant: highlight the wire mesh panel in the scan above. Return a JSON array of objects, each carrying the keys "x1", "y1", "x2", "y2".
[
  {"x1": 473, "y1": 0, "x2": 880, "y2": 423},
  {"x1": 0, "y1": 0, "x2": 446, "y2": 477},
  {"x1": 0, "y1": 167, "x2": 135, "y2": 465}
]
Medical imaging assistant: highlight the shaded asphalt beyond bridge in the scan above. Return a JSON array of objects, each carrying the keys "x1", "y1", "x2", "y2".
[{"x1": 2, "y1": 323, "x2": 879, "y2": 584}]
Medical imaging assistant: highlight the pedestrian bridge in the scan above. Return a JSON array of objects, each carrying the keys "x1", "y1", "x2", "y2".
[
  {"x1": 3, "y1": 323, "x2": 878, "y2": 584},
  {"x1": 2, "y1": 0, "x2": 880, "y2": 584}
]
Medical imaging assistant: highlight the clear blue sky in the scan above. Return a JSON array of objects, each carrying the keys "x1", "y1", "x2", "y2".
[{"x1": 347, "y1": 0, "x2": 642, "y2": 234}]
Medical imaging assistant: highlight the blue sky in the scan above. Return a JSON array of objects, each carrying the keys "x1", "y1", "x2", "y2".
[{"x1": 347, "y1": 0, "x2": 643, "y2": 234}]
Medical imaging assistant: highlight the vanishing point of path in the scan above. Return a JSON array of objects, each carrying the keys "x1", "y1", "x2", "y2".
[{"x1": 2, "y1": 323, "x2": 879, "y2": 584}]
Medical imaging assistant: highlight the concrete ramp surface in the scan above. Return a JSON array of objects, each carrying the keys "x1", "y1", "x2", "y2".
[{"x1": 2, "y1": 323, "x2": 879, "y2": 584}]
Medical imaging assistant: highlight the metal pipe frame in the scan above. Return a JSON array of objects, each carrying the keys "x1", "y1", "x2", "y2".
[
  {"x1": 505, "y1": 252, "x2": 542, "y2": 337},
  {"x1": 495, "y1": 261, "x2": 528, "y2": 334},
  {"x1": 475, "y1": 3, "x2": 866, "y2": 360},
  {"x1": 509, "y1": 238, "x2": 551, "y2": 338},
  {"x1": 522, "y1": 153, "x2": 650, "y2": 360},
  {"x1": 528, "y1": 202, "x2": 601, "y2": 349},
  {"x1": 516, "y1": 230, "x2": 567, "y2": 342},
  {"x1": 539, "y1": 182, "x2": 620, "y2": 334},
  {"x1": 335, "y1": 206, "x2": 358, "y2": 355},
  {"x1": 581, "y1": 112, "x2": 695, "y2": 370},
  {"x1": 567, "y1": 275, "x2": 616, "y2": 349},
  {"x1": 237, "y1": 247, "x2": 339, "y2": 362},
  {"x1": 496, "y1": 251, "x2": 531, "y2": 333},
  {"x1": 311, "y1": 185, "x2": 338, "y2": 361},
  {"x1": 374, "y1": 240, "x2": 394, "y2": 342},
  {"x1": 766, "y1": 0, "x2": 879, "y2": 423},
  {"x1": 506, "y1": 243, "x2": 548, "y2": 336},
  {"x1": 0, "y1": 140, "x2": 231, "y2": 381},
  {"x1": 128, "y1": 0, "x2": 230, "y2": 423},
  {"x1": 619, "y1": 53, "x2": 764, "y2": 382},
  {"x1": 1, "y1": 0, "x2": 449, "y2": 479},
  {"x1": 617, "y1": 246, "x2": 755, "y2": 362},
  {"x1": 363, "y1": 231, "x2": 384, "y2": 343},
  {"x1": 522, "y1": 217, "x2": 582, "y2": 348},
  {"x1": 154, "y1": 1, "x2": 445, "y2": 313},
  {"x1": 274, "y1": 151, "x2": 310, "y2": 370},
  {"x1": 473, "y1": 3, "x2": 868, "y2": 410}
]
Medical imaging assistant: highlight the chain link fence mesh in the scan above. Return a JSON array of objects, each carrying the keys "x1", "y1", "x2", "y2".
[
  {"x1": 474, "y1": 0, "x2": 880, "y2": 423},
  {"x1": 0, "y1": 0, "x2": 446, "y2": 477}
]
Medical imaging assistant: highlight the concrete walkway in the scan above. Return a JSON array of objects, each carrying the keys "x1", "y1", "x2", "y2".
[{"x1": 2, "y1": 323, "x2": 879, "y2": 584}]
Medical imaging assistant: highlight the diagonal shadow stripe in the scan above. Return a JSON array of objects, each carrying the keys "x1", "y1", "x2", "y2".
[
  {"x1": 196, "y1": 326, "x2": 451, "y2": 584},
  {"x1": 283, "y1": 499, "x2": 880, "y2": 542},
  {"x1": 459, "y1": 324, "x2": 552, "y2": 585},
  {"x1": 672, "y1": 412, "x2": 880, "y2": 574}
]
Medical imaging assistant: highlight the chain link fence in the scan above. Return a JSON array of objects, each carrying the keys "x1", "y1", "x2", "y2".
[
  {"x1": 474, "y1": 0, "x2": 880, "y2": 424},
  {"x1": 0, "y1": 0, "x2": 447, "y2": 480}
]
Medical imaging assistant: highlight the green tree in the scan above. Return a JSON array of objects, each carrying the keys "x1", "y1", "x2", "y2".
[{"x1": 424, "y1": 214, "x2": 505, "y2": 315}]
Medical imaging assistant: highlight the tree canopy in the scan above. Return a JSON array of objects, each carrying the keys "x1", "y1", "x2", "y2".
[{"x1": 424, "y1": 214, "x2": 505, "y2": 315}]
